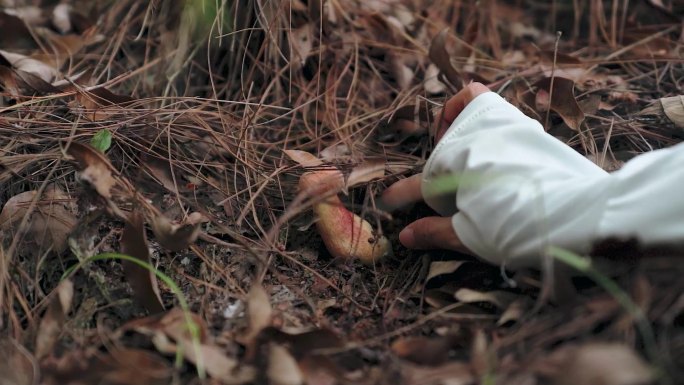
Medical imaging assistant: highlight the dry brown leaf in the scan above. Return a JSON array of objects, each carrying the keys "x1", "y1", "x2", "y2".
[
  {"x1": 5, "y1": 6, "x2": 44, "y2": 26},
  {"x1": 35, "y1": 279, "x2": 73, "y2": 359},
  {"x1": 0, "y1": 50, "x2": 57, "y2": 82},
  {"x1": 187, "y1": 344, "x2": 255, "y2": 384},
  {"x1": 13, "y1": 69, "x2": 59, "y2": 93},
  {"x1": 454, "y1": 288, "x2": 520, "y2": 310},
  {"x1": 43, "y1": 348, "x2": 171, "y2": 385},
  {"x1": 264, "y1": 328, "x2": 344, "y2": 359},
  {"x1": 65, "y1": 141, "x2": 117, "y2": 199},
  {"x1": 52, "y1": 4, "x2": 71, "y2": 34},
  {"x1": 289, "y1": 23, "x2": 313, "y2": 70},
  {"x1": 0, "y1": 339, "x2": 36, "y2": 385},
  {"x1": 162, "y1": 311, "x2": 254, "y2": 384},
  {"x1": 469, "y1": 328, "x2": 490, "y2": 378},
  {"x1": 297, "y1": 355, "x2": 339, "y2": 385},
  {"x1": 319, "y1": 143, "x2": 351, "y2": 162},
  {"x1": 121, "y1": 211, "x2": 164, "y2": 314},
  {"x1": 429, "y1": 29, "x2": 462, "y2": 88},
  {"x1": 149, "y1": 211, "x2": 206, "y2": 252},
  {"x1": 391, "y1": 334, "x2": 463, "y2": 366},
  {"x1": 403, "y1": 361, "x2": 474, "y2": 385},
  {"x1": 73, "y1": 87, "x2": 135, "y2": 121},
  {"x1": 142, "y1": 156, "x2": 179, "y2": 194},
  {"x1": 0, "y1": 66, "x2": 20, "y2": 95},
  {"x1": 539, "y1": 51, "x2": 584, "y2": 66},
  {"x1": 246, "y1": 283, "x2": 272, "y2": 341},
  {"x1": 497, "y1": 298, "x2": 532, "y2": 326},
  {"x1": 426, "y1": 261, "x2": 467, "y2": 282},
  {"x1": 267, "y1": 344, "x2": 303, "y2": 385},
  {"x1": 0, "y1": 191, "x2": 38, "y2": 229},
  {"x1": 391, "y1": 53, "x2": 414, "y2": 91},
  {"x1": 346, "y1": 160, "x2": 385, "y2": 189},
  {"x1": 548, "y1": 343, "x2": 653, "y2": 385},
  {"x1": 0, "y1": 186, "x2": 77, "y2": 253},
  {"x1": 661, "y1": 95, "x2": 684, "y2": 128},
  {"x1": 381, "y1": 118, "x2": 427, "y2": 141},
  {"x1": 283, "y1": 149, "x2": 324, "y2": 167},
  {"x1": 126, "y1": 309, "x2": 254, "y2": 384},
  {"x1": 533, "y1": 77, "x2": 585, "y2": 131},
  {"x1": 424, "y1": 63, "x2": 446, "y2": 94},
  {"x1": 0, "y1": 12, "x2": 36, "y2": 50}
]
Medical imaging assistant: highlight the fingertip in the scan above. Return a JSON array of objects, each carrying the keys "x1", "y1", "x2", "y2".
[
  {"x1": 379, "y1": 174, "x2": 423, "y2": 211},
  {"x1": 399, "y1": 227, "x2": 415, "y2": 248}
]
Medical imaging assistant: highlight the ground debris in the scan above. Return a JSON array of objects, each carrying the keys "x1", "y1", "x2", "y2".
[{"x1": 0, "y1": 0, "x2": 682, "y2": 384}]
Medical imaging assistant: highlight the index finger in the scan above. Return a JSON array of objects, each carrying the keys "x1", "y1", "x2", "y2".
[
  {"x1": 436, "y1": 82, "x2": 491, "y2": 141},
  {"x1": 379, "y1": 173, "x2": 423, "y2": 211}
]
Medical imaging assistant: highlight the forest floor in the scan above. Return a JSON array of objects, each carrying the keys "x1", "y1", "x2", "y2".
[{"x1": 0, "y1": 1, "x2": 683, "y2": 384}]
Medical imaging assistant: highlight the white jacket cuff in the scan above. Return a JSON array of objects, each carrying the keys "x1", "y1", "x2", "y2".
[
  {"x1": 421, "y1": 92, "x2": 610, "y2": 267},
  {"x1": 421, "y1": 91, "x2": 684, "y2": 268}
]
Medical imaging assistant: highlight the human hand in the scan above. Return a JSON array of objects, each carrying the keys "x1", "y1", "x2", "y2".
[{"x1": 381, "y1": 82, "x2": 490, "y2": 253}]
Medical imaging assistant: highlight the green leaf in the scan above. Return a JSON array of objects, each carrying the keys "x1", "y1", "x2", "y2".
[{"x1": 91, "y1": 129, "x2": 112, "y2": 152}]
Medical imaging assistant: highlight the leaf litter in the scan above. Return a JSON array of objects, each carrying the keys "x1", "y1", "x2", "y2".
[{"x1": 0, "y1": 0, "x2": 682, "y2": 384}]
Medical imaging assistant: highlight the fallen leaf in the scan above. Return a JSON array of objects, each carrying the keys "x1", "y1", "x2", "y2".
[
  {"x1": 319, "y1": 143, "x2": 351, "y2": 162},
  {"x1": 35, "y1": 279, "x2": 74, "y2": 359},
  {"x1": 121, "y1": 211, "x2": 164, "y2": 314},
  {"x1": 246, "y1": 283, "x2": 272, "y2": 341},
  {"x1": 424, "y1": 63, "x2": 446, "y2": 94},
  {"x1": 12, "y1": 69, "x2": 59, "y2": 93},
  {"x1": 74, "y1": 87, "x2": 135, "y2": 121},
  {"x1": 4, "y1": 6, "x2": 45, "y2": 26},
  {"x1": 267, "y1": 343, "x2": 303, "y2": 385},
  {"x1": 533, "y1": 77, "x2": 585, "y2": 130},
  {"x1": 0, "y1": 12, "x2": 37, "y2": 49},
  {"x1": 380, "y1": 118, "x2": 427, "y2": 141},
  {"x1": 0, "y1": 185, "x2": 77, "y2": 253},
  {"x1": 497, "y1": 298, "x2": 532, "y2": 326},
  {"x1": 469, "y1": 328, "x2": 490, "y2": 378},
  {"x1": 454, "y1": 288, "x2": 520, "y2": 310},
  {"x1": 297, "y1": 355, "x2": 339, "y2": 385},
  {"x1": 52, "y1": 4, "x2": 71, "y2": 34},
  {"x1": 283, "y1": 149, "x2": 324, "y2": 168},
  {"x1": 391, "y1": 54, "x2": 414, "y2": 91},
  {"x1": 426, "y1": 261, "x2": 467, "y2": 282},
  {"x1": 346, "y1": 160, "x2": 385, "y2": 188},
  {"x1": 391, "y1": 334, "x2": 464, "y2": 366},
  {"x1": 548, "y1": 343, "x2": 653, "y2": 385},
  {"x1": 42, "y1": 348, "x2": 171, "y2": 385},
  {"x1": 403, "y1": 361, "x2": 474, "y2": 385},
  {"x1": 0, "y1": 50, "x2": 58, "y2": 82},
  {"x1": 539, "y1": 51, "x2": 584, "y2": 66},
  {"x1": 0, "y1": 339, "x2": 36, "y2": 385},
  {"x1": 65, "y1": 141, "x2": 117, "y2": 199},
  {"x1": 125, "y1": 308, "x2": 254, "y2": 384},
  {"x1": 263, "y1": 327, "x2": 344, "y2": 359},
  {"x1": 160, "y1": 310, "x2": 254, "y2": 384},
  {"x1": 186, "y1": 343, "x2": 254, "y2": 384},
  {"x1": 660, "y1": 95, "x2": 684, "y2": 128},
  {"x1": 141, "y1": 156, "x2": 179, "y2": 194},
  {"x1": 429, "y1": 29, "x2": 462, "y2": 88},
  {"x1": 289, "y1": 23, "x2": 313, "y2": 70},
  {"x1": 149, "y1": 211, "x2": 206, "y2": 252}
]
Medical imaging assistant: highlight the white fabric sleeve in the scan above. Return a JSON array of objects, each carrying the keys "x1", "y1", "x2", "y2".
[{"x1": 421, "y1": 91, "x2": 684, "y2": 268}]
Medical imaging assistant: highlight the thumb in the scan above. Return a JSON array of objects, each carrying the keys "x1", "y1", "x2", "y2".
[{"x1": 399, "y1": 216, "x2": 469, "y2": 253}]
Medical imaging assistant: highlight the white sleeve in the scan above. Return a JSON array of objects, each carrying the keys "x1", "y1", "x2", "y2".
[{"x1": 421, "y1": 92, "x2": 684, "y2": 268}]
